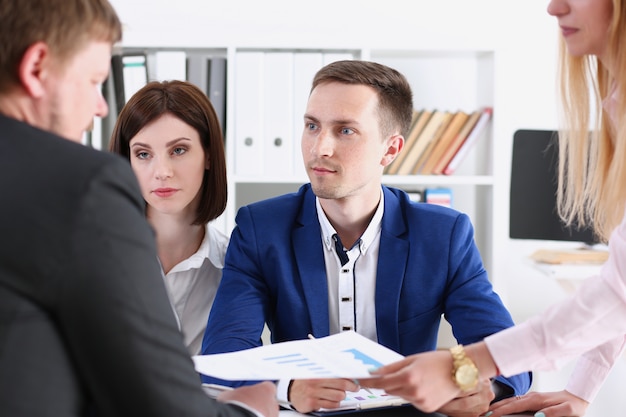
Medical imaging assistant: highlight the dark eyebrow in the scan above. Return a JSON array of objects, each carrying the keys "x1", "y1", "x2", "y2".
[
  {"x1": 303, "y1": 114, "x2": 359, "y2": 126},
  {"x1": 303, "y1": 114, "x2": 319, "y2": 123},
  {"x1": 130, "y1": 137, "x2": 191, "y2": 149}
]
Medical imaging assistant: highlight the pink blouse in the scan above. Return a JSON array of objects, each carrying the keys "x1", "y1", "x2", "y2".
[{"x1": 486, "y1": 85, "x2": 626, "y2": 402}]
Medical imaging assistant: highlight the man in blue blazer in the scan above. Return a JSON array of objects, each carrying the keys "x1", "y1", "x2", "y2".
[{"x1": 202, "y1": 60, "x2": 531, "y2": 416}]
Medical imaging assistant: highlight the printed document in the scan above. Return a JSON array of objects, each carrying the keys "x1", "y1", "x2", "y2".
[{"x1": 192, "y1": 331, "x2": 404, "y2": 381}]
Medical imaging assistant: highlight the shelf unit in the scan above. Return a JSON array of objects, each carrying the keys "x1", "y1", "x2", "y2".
[{"x1": 105, "y1": 44, "x2": 496, "y2": 276}]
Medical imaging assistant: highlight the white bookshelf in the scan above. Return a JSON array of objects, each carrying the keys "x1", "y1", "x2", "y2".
[{"x1": 107, "y1": 44, "x2": 497, "y2": 277}]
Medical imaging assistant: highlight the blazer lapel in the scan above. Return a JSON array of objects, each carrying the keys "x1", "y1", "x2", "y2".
[
  {"x1": 293, "y1": 187, "x2": 330, "y2": 337},
  {"x1": 375, "y1": 187, "x2": 410, "y2": 352}
]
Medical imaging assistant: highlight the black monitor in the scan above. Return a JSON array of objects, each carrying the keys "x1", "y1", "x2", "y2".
[{"x1": 509, "y1": 129, "x2": 599, "y2": 244}]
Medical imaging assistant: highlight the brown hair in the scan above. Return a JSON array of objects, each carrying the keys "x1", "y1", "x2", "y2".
[
  {"x1": 0, "y1": 0, "x2": 122, "y2": 92},
  {"x1": 109, "y1": 80, "x2": 227, "y2": 225},
  {"x1": 311, "y1": 60, "x2": 414, "y2": 138}
]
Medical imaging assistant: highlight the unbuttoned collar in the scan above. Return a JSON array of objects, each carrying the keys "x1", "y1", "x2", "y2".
[{"x1": 316, "y1": 188, "x2": 384, "y2": 255}]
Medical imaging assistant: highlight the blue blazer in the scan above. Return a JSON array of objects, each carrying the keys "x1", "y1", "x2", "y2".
[{"x1": 202, "y1": 184, "x2": 531, "y2": 396}]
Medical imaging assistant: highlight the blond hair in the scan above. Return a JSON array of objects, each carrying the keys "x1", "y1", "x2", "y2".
[{"x1": 556, "y1": 0, "x2": 626, "y2": 242}]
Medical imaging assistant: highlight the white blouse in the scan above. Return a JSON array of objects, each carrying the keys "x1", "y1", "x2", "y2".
[{"x1": 162, "y1": 224, "x2": 229, "y2": 355}]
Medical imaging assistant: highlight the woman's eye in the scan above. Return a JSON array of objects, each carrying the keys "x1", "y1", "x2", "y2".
[
  {"x1": 136, "y1": 151, "x2": 150, "y2": 159},
  {"x1": 173, "y1": 147, "x2": 186, "y2": 155}
]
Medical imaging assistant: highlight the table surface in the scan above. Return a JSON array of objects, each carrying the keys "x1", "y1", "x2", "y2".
[{"x1": 279, "y1": 407, "x2": 534, "y2": 416}]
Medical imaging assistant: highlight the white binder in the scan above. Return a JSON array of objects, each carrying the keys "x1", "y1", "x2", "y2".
[
  {"x1": 154, "y1": 50, "x2": 187, "y2": 82},
  {"x1": 234, "y1": 51, "x2": 264, "y2": 176},
  {"x1": 322, "y1": 51, "x2": 354, "y2": 65},
  {"x1": 263, "y1": 52, "x2": 294, "y2": 177},
  {"x1": 293, "y1": 52, "x2": 323, "y2": 179}
]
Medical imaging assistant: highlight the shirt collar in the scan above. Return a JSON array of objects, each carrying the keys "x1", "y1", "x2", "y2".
[
  {"x1": 316, "y1": 188, "x2": 385, "y2": 254},
  {"x1": 603, "y1": 81, "x2": 619, "y2": 131},
  {"x1": 168, "y1": 224, "x2": 223, "y2": 274}
]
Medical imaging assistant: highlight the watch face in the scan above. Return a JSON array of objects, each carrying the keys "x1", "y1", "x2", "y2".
[{"x1": 456, "y1": 364, "x2": 479, "y2": 389}]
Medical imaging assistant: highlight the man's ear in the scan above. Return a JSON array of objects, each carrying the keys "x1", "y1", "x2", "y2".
[
  {"x1": 381, "y1": 134, "x2": 404, "y2": 167},
  {"x1": 18, "y1": 42, "x2": 50, "y2": 98}
]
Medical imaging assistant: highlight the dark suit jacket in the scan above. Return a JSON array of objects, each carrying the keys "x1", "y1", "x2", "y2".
[
  {"x1": 202, "y1": 184, "x2": 531, "y2": 397},
  {"x1": 0, "y1": 115, "x2": 252, "y2": 417}
]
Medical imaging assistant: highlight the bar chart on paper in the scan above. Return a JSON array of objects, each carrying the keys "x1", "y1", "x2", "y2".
[
  {"x1": 192, "y1": 331, "x2": 403, "y2": 381},
  {"x1": 261, "y1": 348, "x2": 386, "y2": 378}
]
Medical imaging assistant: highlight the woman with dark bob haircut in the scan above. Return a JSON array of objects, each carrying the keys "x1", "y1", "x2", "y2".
[{"x1": 109, "y1": 80, "x2": 228, "y2": 355}]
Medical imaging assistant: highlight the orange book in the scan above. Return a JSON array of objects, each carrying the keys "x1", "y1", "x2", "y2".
[
  {"x1": 385, "y1": 109, "x2": 431, "y2": 175},
  {"x1": 431, "y1": 110, "x2": 482, "y2": 175},
  {"x1": 396, "y1": 110, "x2": 450, "y2": 176},
  {"x1": 410, "y1": 111, "x2": 454, "y2": 175},
  {"x1": 443, "y1": 107, "x2": 492, "y2": 175},
  {"x1": 418, "y1": 111, "x2": 470, "y2": 175}
]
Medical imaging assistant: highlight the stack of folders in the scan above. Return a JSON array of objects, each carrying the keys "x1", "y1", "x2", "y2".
[
  {"x1": 424, "y1": 188, "x2": 453, "y2": 208},
  {"x1": 384, "y1": 107, "x2": 492, "y2": 176}
]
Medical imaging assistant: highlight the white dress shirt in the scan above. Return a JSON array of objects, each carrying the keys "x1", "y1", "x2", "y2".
[
  {"x1": 316, "y1": 192, "x2": 384, "y2": 341},
  {"x1": 277, "y1": 190, "x2": 384, "y2": 406},
  {"x1": 162, "y1": 223, "x2": 228, "y2": 355}
]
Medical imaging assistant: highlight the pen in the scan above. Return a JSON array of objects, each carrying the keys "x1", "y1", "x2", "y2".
[
  {"x1": 354, "y1": 379, "x2": 375, "y2": 395},
  {"x1": 307, "y1": 333, "x2": 374, "y2": 395}
]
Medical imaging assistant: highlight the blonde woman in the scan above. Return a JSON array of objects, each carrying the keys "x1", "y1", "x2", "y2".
[{"x1": 363, "y1": 1, "x2": 626, "y2": 417}]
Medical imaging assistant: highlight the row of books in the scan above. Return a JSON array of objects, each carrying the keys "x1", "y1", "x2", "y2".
[{"x1": 385, "y1": 107, "x2": 493, "y2": 176}]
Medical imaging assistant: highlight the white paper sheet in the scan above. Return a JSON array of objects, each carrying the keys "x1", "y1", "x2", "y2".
[{"x1": 192, "y1": 331, "x2": 404, "y2": 381}]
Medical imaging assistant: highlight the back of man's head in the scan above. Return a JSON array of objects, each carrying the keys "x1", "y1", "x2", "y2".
[{"x1": 0, "y1": 0, "x2": 122, "y2": 93}]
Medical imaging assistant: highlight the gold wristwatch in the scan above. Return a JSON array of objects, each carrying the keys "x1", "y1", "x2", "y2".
[{"x1": 449, "y1": 344, "x2": 479, "y2": 391}]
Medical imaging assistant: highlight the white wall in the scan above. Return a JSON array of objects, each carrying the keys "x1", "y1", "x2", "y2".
[{"x1": 109, "y1": 1, "x2": 624, "y2": 415}]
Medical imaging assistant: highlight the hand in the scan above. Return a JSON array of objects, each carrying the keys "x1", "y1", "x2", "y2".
[
  {"x1": 288, "y1": 378, "x2": 359, "y2": 413},
  {"x1": 488, "y1": 390, "x2": 589, "y2": 417},
  {"x1": 437, "y1": 379, "x2": 494, "y2": 417},
  {"x1": 360, "y1": 350, "x2": 461, "y2": 413},
  {"x1": 217, "y1": 381, "x2": 279, "y2": 417}
]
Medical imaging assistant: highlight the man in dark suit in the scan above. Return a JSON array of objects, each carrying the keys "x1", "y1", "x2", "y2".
[
  {"x1": 0, "y1": 1, "x2": 277, "y2": 416},
  {"x1": 201, "y1": 60, "x2": 531, "y2": 417}
]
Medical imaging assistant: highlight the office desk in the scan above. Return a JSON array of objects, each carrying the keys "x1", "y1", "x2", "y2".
[
  {"x1": 280, "y1": 407, "x2": 533, "y2": 416},
  {"x1": 532, "y1": 260, "x2": 602, "y2": 294},
  {"x1": 280, "y1": 407, "x2": 444, "y2": 417}
]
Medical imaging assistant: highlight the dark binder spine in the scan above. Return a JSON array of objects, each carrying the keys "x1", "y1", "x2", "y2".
[{"x1": 110, "y1": 54, "x2": 125, "y2": 115}]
